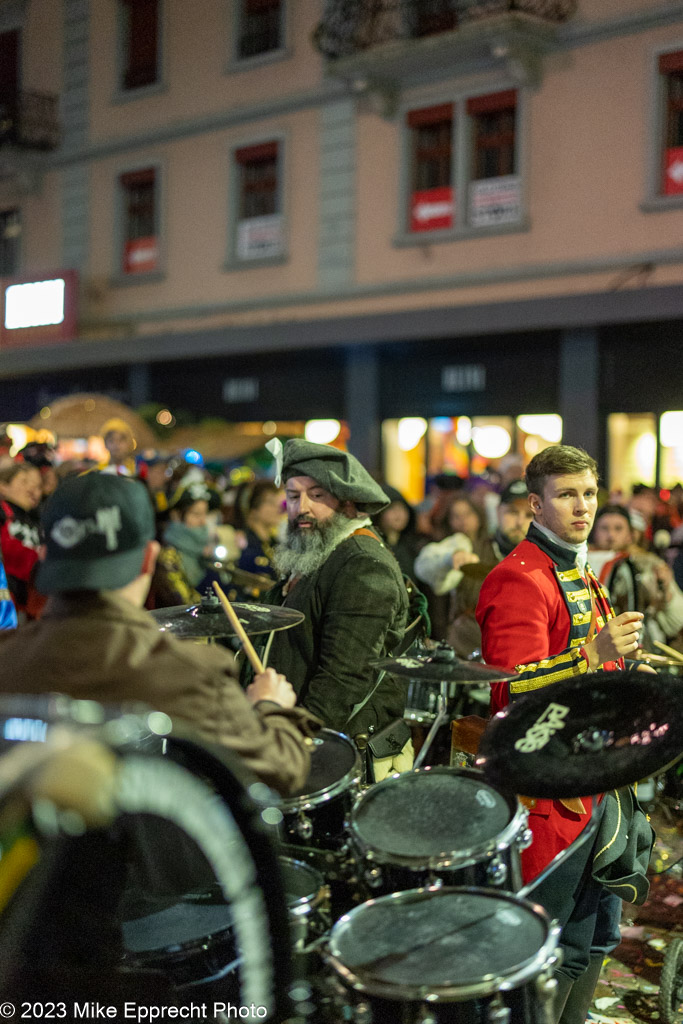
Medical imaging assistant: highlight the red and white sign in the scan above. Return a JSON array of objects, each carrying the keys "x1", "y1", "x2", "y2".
[
  {"x1": 664, "y1": 147, "x2": 683, "y2": 195},
  {"x1": 410, "y1": 187, "x2": 454, "y2": 232},
  {"x1": 237, "y1": 215, "x2": 284, "y2": 260},
  {"x1": 469, "y1": 175, "x2": 521, "y2": 228},
  {"x1": 124, "y1": 236, "x2": 159, "y2": 274}
]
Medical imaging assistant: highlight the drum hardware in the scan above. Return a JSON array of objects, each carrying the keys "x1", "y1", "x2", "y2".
[{"x1": 150, "y1": 594, "x2": 305, "y2": 639}]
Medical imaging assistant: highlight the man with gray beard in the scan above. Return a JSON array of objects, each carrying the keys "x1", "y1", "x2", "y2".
[{"x1": 263, "y1": 440, "x2": 409, "y2": 767}]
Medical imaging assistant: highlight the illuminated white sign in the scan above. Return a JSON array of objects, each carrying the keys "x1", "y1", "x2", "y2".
[{"x1": 4, "y1": 279, "x2": 66, "y2": 329}]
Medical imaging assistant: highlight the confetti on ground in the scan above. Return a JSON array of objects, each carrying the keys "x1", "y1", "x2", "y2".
[
  {"x1": 596, "y1": 997, "x2": 621, "y2": 1009},
  {"x1": 621, "y1": 926, "x2": 647, "y2": 939},
  {"x1": 663, "y1": 893, "x2": 683, "y2": 906},
  {"x1": 647, "y1": 938, "x2": 667, "y2": 950}
]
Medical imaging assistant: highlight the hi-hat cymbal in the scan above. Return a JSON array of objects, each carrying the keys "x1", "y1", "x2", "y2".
[
  {"x1": 370, "y1": 653, "x2": 517, "y2": 684},
  {"x1": 150, "y1": 598, "x2": 305, "y2": 639},
  {"x1": 475, "y1": 668, "x2": 683, "y2": 799}
]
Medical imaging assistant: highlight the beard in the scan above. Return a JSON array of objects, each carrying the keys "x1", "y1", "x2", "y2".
[{"x1": 273, "y1": 511, "x2": 362, "y2": 579}]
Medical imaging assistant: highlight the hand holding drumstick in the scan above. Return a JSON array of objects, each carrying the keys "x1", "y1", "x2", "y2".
[{"x1": 212, "y1": 582, "x2": 297, "y2": 709}]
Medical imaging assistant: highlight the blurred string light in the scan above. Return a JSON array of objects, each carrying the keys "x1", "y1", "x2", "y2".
[
  {"x1": 471, "y1": 425, "x2": 511, "y2": 459},
  {"x1": 262, "y1": 421, "x2": 277, "y2": 435},
  {"x1": 660, "y1": 411, "x2": 683, "y2": 447},
  {"x1": 397, "y1": 417, "x2": 427, "y2": 451},
  {"x1": 156, "y1": 409, "x2": 175, "y2": 427},
  {"x1": 183, "y1": 449, "x2": 204, "y2": 466},
  {"x1": 304, "y1": 419, "x2": 340, "y2": 444},
  {"x1": 455, "y1": 416, "x2": 472, "y2": 446},
  {"x1": 516, "y1": 414, "x2": 563, "y2": 444},
  {"x1": 431, "y1": 417, "x2": 453, "y2": 434},
  {"x1": 6, "y1": 424, "x2": 28, "y2": 456}
]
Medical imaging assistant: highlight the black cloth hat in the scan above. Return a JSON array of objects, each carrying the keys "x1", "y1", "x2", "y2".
[
  {"x1": 38, "y1": 474, "x2": 155, "y2": 594},
  {"x1": 281, "y1": 439, "x2": 390, "y2": 515},
  {"x1": 500, "y1": 479, "x2": 529, "y2": 505}
]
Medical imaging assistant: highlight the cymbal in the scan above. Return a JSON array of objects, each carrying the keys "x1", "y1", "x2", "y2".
[
  {"x1": 150, "y1": 598, "x2": 305, "y2": 639},
  {"x1": 370, "y1": 653, "x2": 517, "y2": 684},
  {"x1": 475, "y1": 668, "x2": 683, "y2": 799}
]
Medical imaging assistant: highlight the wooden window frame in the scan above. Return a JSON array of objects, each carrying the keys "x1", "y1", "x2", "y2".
[
  {"x1": 117, "y1": 165, "x2": 162, "y2": 279},
  {"x1": 468, "y1": 90, "x2": 517, "y2": 182}
]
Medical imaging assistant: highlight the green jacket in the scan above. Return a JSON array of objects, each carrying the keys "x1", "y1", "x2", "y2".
[{"x1": 266, "y1": 529, "x2": 409, "y2": 737}]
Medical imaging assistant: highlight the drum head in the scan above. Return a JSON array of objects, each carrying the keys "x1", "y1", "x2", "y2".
[
  {"x1": 284, "y1": 729, "x2": 360, "y2": 804},
  {"x1": 328, "y1": 887, "x2": 553, "y2": 1000},
  {"x1": 279, "y1": 857, "x2": 324, "y2": 908},
  {"x1": 123, "y1": 899, "x2": 234, "y2": 954},
  {"x1": 351, "y1": 767, "x2": 514, "y2": 862}
]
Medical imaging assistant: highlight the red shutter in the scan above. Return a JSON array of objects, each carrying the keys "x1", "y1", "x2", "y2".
[
  {"x1": 659, "y1": 51, "x2": 683, "y2": 74},
  {"x1": 235, "y1": 141, "x2": 278, "y2": 164},
  {"x1": 407, "y1": 104, "x2": 453, "y2": 128},
  {"x1": 467, "y1": 90, "x2": 517, "y2": 116},
  {"x1": 120, "y1": 167, "x2": 156, "y2": 188}
]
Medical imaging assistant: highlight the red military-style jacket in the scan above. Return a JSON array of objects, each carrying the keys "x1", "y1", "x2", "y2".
[{"x1": 476, "y1": 522, "x2": 622, "y2": 882}]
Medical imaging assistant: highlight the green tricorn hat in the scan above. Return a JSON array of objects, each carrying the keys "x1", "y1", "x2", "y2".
[{"x1": 278, "y1": 439, "x2": 390, "y2": 515}]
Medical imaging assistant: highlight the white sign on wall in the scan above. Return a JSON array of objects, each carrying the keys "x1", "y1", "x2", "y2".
[
  {"x1": 469, "y1": 175, "x2": 521, "y2": 228},
  {"x1": 441, "y1": 364, "x2": 487, "y2": 393},
  {"x1": 222, "y1": 378, "x2": 259, "y2": 403},
  {"x1": 237, "y1": 215, "x2": 284, "y2": 260}
]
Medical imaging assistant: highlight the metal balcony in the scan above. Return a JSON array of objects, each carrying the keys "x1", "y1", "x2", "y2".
[
  {"x1": 314, "y1": 0, "x2": 576, "y2": 59},
  {"x1": 0, "y1": 90, "x2": 61, "y2": 151}
]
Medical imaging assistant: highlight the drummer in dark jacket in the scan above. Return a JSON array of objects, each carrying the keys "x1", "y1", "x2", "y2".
[{"x1": 264, "y1": 439, "x2": 410, "y2": 779}]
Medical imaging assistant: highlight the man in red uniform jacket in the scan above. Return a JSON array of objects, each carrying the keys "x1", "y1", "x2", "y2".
[{"x1": 477, "y1": 444, "x2": 646, "y2": 1024}]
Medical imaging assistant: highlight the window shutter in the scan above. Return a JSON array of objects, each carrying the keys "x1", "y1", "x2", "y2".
[{"x1": 467, "y1": 90, "x2": 517, "y2": 116}]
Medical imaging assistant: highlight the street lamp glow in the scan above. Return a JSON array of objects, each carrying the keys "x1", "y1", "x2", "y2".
[
  {"x1": 397, "y1": 417, "x2": 428, "y2": 451},
  {"x1": 516, "y1": 414, "x2": 562, "y2": 444},
  {"x1": 660, "y1": 411, "x2": 683, "y2": 448},
  {"x1": 471, "y1": 425, "x2": 511, "y2": 459},
  {"x1": 304, "y1": 419, "x2": 341, "y2": 444}
]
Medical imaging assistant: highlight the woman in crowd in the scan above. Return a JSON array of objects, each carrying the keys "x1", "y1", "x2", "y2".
[
  {"x1": 372, "y1": 484, "x2": 424, "y2": 579},
  {"x1": 0, "y1": 458, "x2": 44, "y2": 619},
  {"x1": 148, "y1": 481, "x2": 216, "y2": 608}
]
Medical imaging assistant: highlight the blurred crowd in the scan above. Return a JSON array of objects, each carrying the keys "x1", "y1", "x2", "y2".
[{"x1": 2, "y1": 417, "x2": 683, "y2": 663}]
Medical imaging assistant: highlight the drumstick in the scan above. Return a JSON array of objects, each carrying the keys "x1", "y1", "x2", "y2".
[
  {"x1": 212, "y1": 581, "x2": 265, "y2": 675},
  {"x1": 653, "y1": 639, "x2": 683, "y2": 664}
]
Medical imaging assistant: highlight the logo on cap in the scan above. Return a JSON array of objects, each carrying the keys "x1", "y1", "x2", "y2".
[{"x1": 51, "y1": 506, "x2": 122, "y2": 551}]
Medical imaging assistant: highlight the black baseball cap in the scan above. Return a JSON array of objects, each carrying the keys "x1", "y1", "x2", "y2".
[
  {"x1": 500, "y1": 479, "x2": 529, "y2": 504},
  {"x1": 37, "y1": 474, "x2": 155, "y2": 594}
]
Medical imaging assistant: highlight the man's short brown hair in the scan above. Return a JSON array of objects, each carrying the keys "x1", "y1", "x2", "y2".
[{"x1": 525, "y1": 445, "x2": 598, "y2": 497}]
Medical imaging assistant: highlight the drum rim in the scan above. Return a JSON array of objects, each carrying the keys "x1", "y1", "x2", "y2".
[
  {"x1": 325, "y1": 885, "x2": 561, "y2": 1002},
  {"x1": 280, "y1": 729, "x2": 362, "y2": 812},
  {"x1": 278, "y1": 856, "x2": 329, "y2": 918},
  {"x1": 348, "y1": 766, "x2": 527, "y2": 870}
]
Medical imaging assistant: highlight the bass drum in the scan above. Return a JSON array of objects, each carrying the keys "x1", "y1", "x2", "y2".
[
  {"x1": 349, "y1": 766, "x2": 530, "y2": 896},
  {"x1": 325, "y1": 886, "x2": 561, "y2": 1024}
]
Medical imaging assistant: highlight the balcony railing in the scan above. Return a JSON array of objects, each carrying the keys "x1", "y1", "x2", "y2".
[
  {"x1": 0, "y1": 90, "x2": 61, "y2": 151},
  {"x1": 313, "y1": 0, "x2": 577, "y2": 60}
]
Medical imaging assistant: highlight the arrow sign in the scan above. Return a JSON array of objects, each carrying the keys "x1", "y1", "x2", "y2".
[
  {"x1": 410, "y1": 186, "x2": 454, "y2": 232},
  {"x1": 664, "y1": 146, "x2": 683, "y2": 194}
]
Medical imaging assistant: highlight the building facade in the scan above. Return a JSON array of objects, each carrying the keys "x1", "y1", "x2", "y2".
[{"x1": 1, "y1": 0, "x2": 683, "y2": 493}]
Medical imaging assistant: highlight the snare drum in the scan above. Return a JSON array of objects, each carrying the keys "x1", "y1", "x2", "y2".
[
  {"x1": 349, "y1": 766, "x2": 530, "y2": 896},
  {"x1": 325, "y1": 886, "x2": 561, "y2": 1024},
  {"x1": 280, "y1": 729, "x2": 362, "y2": 849}
]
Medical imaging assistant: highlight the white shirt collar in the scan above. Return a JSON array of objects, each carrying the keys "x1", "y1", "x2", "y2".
[{"x1": 534, "y1": 521, "x2": 589, "y2": 574}]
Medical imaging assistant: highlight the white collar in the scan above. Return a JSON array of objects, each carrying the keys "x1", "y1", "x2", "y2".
[{"x1": 534, "y1": 521, "x2": 589, "y2": 574}]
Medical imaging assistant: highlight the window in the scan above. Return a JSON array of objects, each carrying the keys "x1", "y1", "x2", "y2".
[
  {"x1": 410, "y1": 0, "x2": 458, "y2": 38},
  {"x1": 120, "y1": 0, "x2": 159, "y2": 91},
  {"x1": 119, "y1": 167, "x2": 159, "y2": 275},
  {"x1": 0, "y1": 209, "x2": 21, "y2": 276},
  {"x1": 233, "y1": 141, "x2": 284, "y2": 261},
  {"x1": 659, "y1": 51, "x2": 683, "y2": 195},
  {"x1": 408, "y1": 105, "x2": 454, "y2": 232},
  {"x1": 404, "y1": 89, "x2": 522, "y2": 237},
  {"x1": 237, "y1": 0, "x2": 282, "y2": 60}
]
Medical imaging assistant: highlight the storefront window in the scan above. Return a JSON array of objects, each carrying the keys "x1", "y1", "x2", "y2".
[
  {"x1": 607, "y1": 413, "x2": 656, "y2": 495},
  {"x1": 659, "y1": 410, "x2": 683, "y2": 488}
]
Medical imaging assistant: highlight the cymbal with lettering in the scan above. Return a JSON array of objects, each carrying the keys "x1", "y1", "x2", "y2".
[
  {"x1": 475, "y1": 668, "x2": 683, "y2": 798},
  {"x1": 150, "y1": 598, "x2": 305, "y2": 638},
  {"x1": 371, "y1": 653, "x2": 517, "y2": 684}
]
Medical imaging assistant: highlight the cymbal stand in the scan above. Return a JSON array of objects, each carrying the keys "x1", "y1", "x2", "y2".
[{"x1": 413, "y1": 678, "x2": 450, "y2": 769}]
